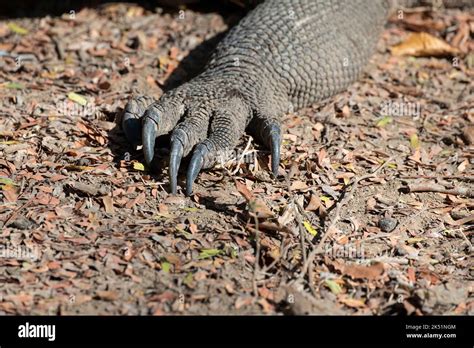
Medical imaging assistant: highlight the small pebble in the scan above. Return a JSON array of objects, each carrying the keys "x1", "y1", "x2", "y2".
[
  {"x1": 378, "y1": 217, "x2": 397, "y2": 232},
  {"x1": 77, "y1": 158, "x2": 91, "y2": 166}
]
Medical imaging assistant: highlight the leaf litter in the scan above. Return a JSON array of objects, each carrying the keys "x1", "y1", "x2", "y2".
[{"x1": 0, "y1": 3, "x2": 472, "y2": 315}]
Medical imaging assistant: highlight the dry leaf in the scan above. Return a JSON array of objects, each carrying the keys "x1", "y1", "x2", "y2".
[
  {"x1": 235, "y1": 180, "x2": 273, "y2": 219},
  {"x1": 330, "y1": 260, "x2": 385, "y2": 280},
  {"x1": 339, "y1": 296, "x2": 366, "y2": 308},
  {"x1": 102, "y1": 196, "x2": 115, "y2": 214},
  {"x1": 391, "y1": 32, "x2": 460, "y2": 57},
  {"x1": 305, "y1": 194, "x2": 321, "y2": 211},
  {"x1": 289, "y1": 180, "x2": 308, "y2": 191},
  {"x1": 95, "y1": 290, "x2": 119, "y2": 301}
]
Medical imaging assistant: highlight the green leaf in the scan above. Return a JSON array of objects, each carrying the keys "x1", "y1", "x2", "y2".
[
  {"x1": 325, "y1": 279, "x2": 342, "y2": 294},
  {"x1": 303, "y1": 221, "x2": 318, "y2": 237},
  {"x1": 161, "y1": 261, "x2": 171, "y2": 273},
  {"x1": 378, "y1": 159, "x2": 397, "y2": 169},
  {"x1": 8, "y1": 23, "x2": 28, "y2": 35},
  {"x1": 387, "y1": 162, "x2": 397, "y2": 169},
  {"x1": 4, "y1": 82, "x2": 24, "y2": 90},
  {"x1": 154, "y1": 212, "x2": 174, "y2": 220},
  {"x1": 133, "y1": 162, "x2": 145, "y2": 171},
  {"x1": 440, "y1": 149, "x2": 452, "y2": 156},
  {"x1": 198, "y1": 249, "x2": 223, "y2": 259},
  {"x1": 320, "y1": 195, "x2": 331, "y2": 203},
  {"x1": 22, "y1": 261, "x2": 33, "y2": 270},
  {"x1": 175, "y1": 227, "x2": 193, "y2": 240},
  {"x1": 410, "y1": 134, "x2": 420, "y2": 149},
  {"x1": 183, "y1": 272, "x2": 194, "y2": 287},
  {"x1": 376, "y1": 116, "x2": 393, "y2": 128},
  {"x1": 67, "y1": 92, "x2": 88, "y2": 106},
  {"x1": 0, "y1": 178, "x2": 17, "y2": 186}
]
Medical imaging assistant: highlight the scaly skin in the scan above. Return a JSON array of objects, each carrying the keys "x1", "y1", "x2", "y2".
[{"x1": 121, "y1": 0, "x2": 466, "y2": 195}]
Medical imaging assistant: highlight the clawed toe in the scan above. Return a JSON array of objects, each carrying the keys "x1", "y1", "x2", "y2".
[
  {"x1": 122, "y1": 96, "x2": 157, "y2": 148},
  {"x1": 122, "y1": 88, "x2": 283, "y2": 196}
]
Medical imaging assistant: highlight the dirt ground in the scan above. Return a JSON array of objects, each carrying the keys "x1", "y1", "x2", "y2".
[{"x1": 0, "y1": 2, "x2": 473, "y2": 315}]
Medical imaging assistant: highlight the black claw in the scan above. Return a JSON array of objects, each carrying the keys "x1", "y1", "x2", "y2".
[
  {"x1": 122, "y1": 113, "x2": 142, "y2": 148},
  {"x1": 186, "y1": 145, "x2": 206, "y2": 196},
  {"x1": 142, "y1": 117, "x2": 158, "y2": 166},
  {"x1": 268, "y1": 124, "x2": 281, "y2": 176},
  {"x1": 169, "y1": 139, "x2": 184, "y2": 194}
]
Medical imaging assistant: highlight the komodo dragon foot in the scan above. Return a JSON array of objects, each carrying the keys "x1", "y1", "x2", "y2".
[{"x1": 122, "y1": 79, "x2": 281, "y2": 196}]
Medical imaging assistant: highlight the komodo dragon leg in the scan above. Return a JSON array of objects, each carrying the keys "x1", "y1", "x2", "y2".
[{"x1": 121, "y1": 0, "x2": 471, "y2": 195}]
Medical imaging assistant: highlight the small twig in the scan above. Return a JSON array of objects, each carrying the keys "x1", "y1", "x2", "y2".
[
  {"x1": 125, "y1": 182, "x2": 165, "y2": 187},
  {"x1": 3, "y1": 198, "x2": 34, "y2": 227},
  {"x1": 231, "y1": 136, "x2": 254, "y2": 175},
  {"x1": 52, "y1": 36, "x2": 65, "y2": 60},
  {"x1": 360, "y1": 256, "x2": 409, "y2": 265},
  {"x1": 406, "y1": 183, "x2": 474, "y2": 198},
  {"x1": 400, "y1": 175, "x2": 474, "y2": 182},
  {"x1": 453, "y1": 226, "x2": 473, "y2": 251},
  {"x1": 445, "y1": 214, "x2": 474, "y2": 226},
  {"x1": 293, "y1": 199, "x2": 307, "y2": 267},
  {"x1": 252, "y1": 213, "x2": 261, "y2": 297},
  {"x1": 292, "y1": 199, "x2": 319, "y2": 296}
]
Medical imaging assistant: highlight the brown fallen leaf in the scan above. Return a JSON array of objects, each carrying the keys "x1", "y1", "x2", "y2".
[
  {"x1": 258, "y1": 287, "x2": 275, "y2": 301},
  {"x1": 0, "y1": 302, "x2": 16, "y2": 313},
  {"x1": 102, "y1": 196, "x2": 115, "y2": 214},
  {"x1": 419, "y1": 270, "x2": 441, "y2": 285},
  {"x1": 73, "y1": 295, "x2": 93, "y2": 306},
  {"x1": 75, "y1": 121, "x2": 107, "y2": 146},
  {"x1": 146, "y1": 75, "x2": 158, "y2": 89},
  {"x1": 95, "y1": 290, "x2": 119, "y2": 301},
  {"x1": 235, "y1": 180, "x2": 273, "y2": 219},
  {"x1": 407, "y1": 267, "x2": 416, "y2": 283},
  {"x1": 257, "y1": 298, "x2": 274, "y2": 314},
  {"x1": 5, "y1": 293, "x2": 33, "y2": 305},
  {"x1": 235, "y1": 296, "x2": 253, "y2": 310},
  {"x1": 69, "y1": 181, "x2": 106, "y2": 196},
  {"x1": 234, "y1": 179, "x2": 253, "y2": 201},
  {"x1": 148, "y1": 290, "x2": 176, "y2": 303},
  {"x1": 289, "y1": 180, "x2": 309, "y2": 191},
  {"x1": 391, "y1": 32, "x2": 460, "y2": 57},
  {"x1": 64, "y1": 237, "x2": 91, "y2": 245},
  {"x1": 444, "y1": 214, "x2": 474, "y2": 226},
  {"x1": 329, "y1": 259, "x2": 385, "y2": 280},
  {"x1": 47, "y1": 261, "x2": 62, "y2": 270},
  {"x1": 1, "y1": 184, "x2": 17, "y2": 202},
  {"x1": 124, "y1": 264, "x2": 142, "y2": 283},
  {"x1": 35, "y1": 192, "x2": 60, "y2": 206},
  {"x1": 189, "y1": 222, "x2": 198, "y2": 234},
  {"x1": 390, "y1": 12, "x2": 446, "y2": 33},
  {"x1": 451, "y1": 15, "x2": 470, "y2": 53},
  {"x1": 64, "y1": 165, "x2": 95, "y2": 172},
  {"x1": 125, "y1": 192, "x2": 146, "y2": 209},
  {"x1": 339, "y1": 296, "x2": 366, "y2": 308},
  {"x1": 305, "y1": 194, "x2": 321, "y2": 211}
]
